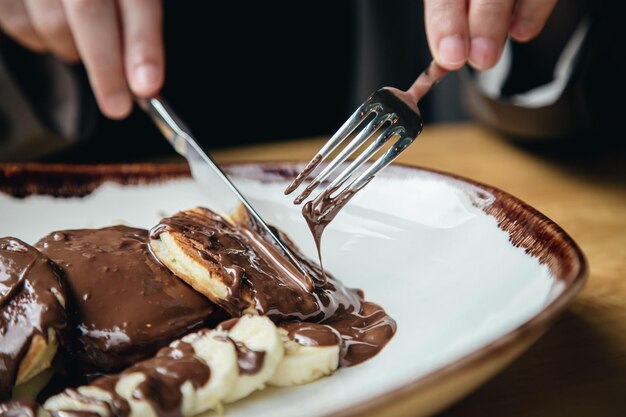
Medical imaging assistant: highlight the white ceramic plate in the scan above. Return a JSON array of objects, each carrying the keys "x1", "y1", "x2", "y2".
[{"x1": 0, "y1": 162, "x2": 586, "y2": 417}]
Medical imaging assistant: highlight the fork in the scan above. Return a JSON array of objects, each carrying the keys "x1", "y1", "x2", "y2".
[{"x1": 285, "y1": 61, "x2": 448, "y2": 209}]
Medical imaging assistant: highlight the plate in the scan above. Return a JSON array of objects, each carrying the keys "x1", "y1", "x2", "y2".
[{"x1": 0, "y1": 162, "x2": 586, "y2": 417}]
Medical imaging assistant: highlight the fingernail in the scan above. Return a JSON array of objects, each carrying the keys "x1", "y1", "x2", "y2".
[
  {"x1": 103, "y1": 92, "x2": 131, "y2": 119},
  {"x1": 510, "y1": 19, "x2": 535, "y2": 41},
  {"x1": 438, "y1": 35, "x2": 466, "y2": 67},
  {"x1": 469, "y1": 37, "x2": 498, "y2": 70},
  {"x1": 134, "y1": 64, "x2": 160, "y2": 89}
]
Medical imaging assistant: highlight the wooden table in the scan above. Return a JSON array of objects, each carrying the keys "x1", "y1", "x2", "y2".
[{"x1": 212, "y1": 123, "x2": 626, "y2": 417}]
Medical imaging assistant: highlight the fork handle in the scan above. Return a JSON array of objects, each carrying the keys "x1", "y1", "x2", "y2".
[{"x1": 407, "y1": 61, "x2": 449, "y2": 104}]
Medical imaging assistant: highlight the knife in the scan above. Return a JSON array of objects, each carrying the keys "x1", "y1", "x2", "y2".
[{"x1": 137, "y1": 97, "x2": 313, "y2": 292}]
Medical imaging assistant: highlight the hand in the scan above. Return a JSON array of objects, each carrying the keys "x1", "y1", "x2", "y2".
[
  {"x1": 424, "y1": 0, "x2": 558, "y2": 71},
  {"x1": 0, "y1": 0, "x2": 164, "y2": 119}
]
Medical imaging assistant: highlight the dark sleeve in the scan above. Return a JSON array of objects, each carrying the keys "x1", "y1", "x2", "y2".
[
  {"x1": 461, "y1": 0, "x2": 625, "y2": 143},
  {"x1": 0, "y1": 37, "x2": 99, "y2": 143}
]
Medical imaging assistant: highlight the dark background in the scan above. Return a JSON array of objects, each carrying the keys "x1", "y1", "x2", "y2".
[{"x1": 0, "y1": 0, "x2": 622, "y2": 162}]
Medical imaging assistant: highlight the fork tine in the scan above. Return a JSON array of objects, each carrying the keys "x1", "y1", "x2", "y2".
[
  {"x1": 291, "y1": 64, "x2": 443, "y2": 227},
  {"x1": 292, "y1": 114, "x2": 390, "y2": 204},
  {"x1": 284, "y1": 104, "x2": 378, "y2": 195},
  {"x1": 345, "y1": 132, "x2": 417, "y2": 194},
  {"x1": 321, "y1": 125, "x2": 401, "y2": 196}
]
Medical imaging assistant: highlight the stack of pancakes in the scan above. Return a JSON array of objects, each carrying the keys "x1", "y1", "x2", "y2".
[{"x1": 0, "y1": 206, "x2": 396, "y2": 417}]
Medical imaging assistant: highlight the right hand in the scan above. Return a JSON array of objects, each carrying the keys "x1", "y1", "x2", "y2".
[
  {"x1": 0, "y1": 0, "x2": 164, "y2": 119},
  {"x1": 423, "y1": 0, "x2": 559, "y2": 71}
]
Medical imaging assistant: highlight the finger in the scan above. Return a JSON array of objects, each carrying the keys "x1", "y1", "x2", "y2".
[
  {"x1": 423, "y1": 0, "x2": 469, "y2": 70},
  {"x1": 0, "y1": 0, "x2": 45, "y2": 52},
  {"x1": 24, "y1": 0, "x2": 79, "y2": 62},
  {"x1": 62, "y1": 0, "x2": 131, "y2": 119},
  {"x1": 509, "y1": 0, "x2": 558, "y2": 42},
  {"x1": 468, "y1": 0, "x2": 515, "y2": 70},
  {"x1": 117, "y1": 0, "x2": 164, "y2": 97}
]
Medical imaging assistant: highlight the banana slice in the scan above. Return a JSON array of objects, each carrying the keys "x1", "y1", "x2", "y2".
[
  {"x1": 269, "y1": 322, "x2": 341, "y2": 387},
  {"x1": 0, "y1": 400, "x2": 51, "y2": 417},
  {"x1": 177, "y1": 331, "x2": 239, "y2": 414},
  {"x1": 44, "y1": 316, "x2": 287, "y2": 416},
  {"x1": 44, "y1": 329, "x2": 240, "y2": 417},
  {"x1": 220, "y1": 315, "x2": 284, "y2": 403},
  {"x1": 43, "y1": 386, "x2": 114, "y2": 417}
]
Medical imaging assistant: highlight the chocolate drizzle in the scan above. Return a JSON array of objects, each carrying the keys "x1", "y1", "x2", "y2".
[
  {"x1": 100, "y1": 341, "x2": 208, "y2": 417},
  {"x1": 280, "y1": 301, "x2": 396, "y2": 366},
  {"x1": 58, "y1": 388, "x2": 118, "y2": 417},
  {"x1": 153, "y1": 207, "x2": 396, "y2": 367},
  {"x1": 284, "y1": 154, "x2": 323, "y2": 196},
  {"x1": 233, "y1": 341, "x2": 266, "y2": 375},
  {"x1": 0, "y1": 240, "x2": 29, "y2": 305},
  {"x1": 0, "y1": 238, "x2": 67, "y2": 401},
  {"x1": 35, "y1": 226, "x2": 216, "y2": 373},
  {"x1": 151, "y1": 208, "x2": 363, "y2": 323},
  {"x1": 326, "y1": 301, "x2": 397, "y2": 366},
  {"x1": 280, "y1": 322, "x2": 341, "y2": 347},
  {"x1": 301, "y1": 186, "x2": 357, "y2": 266},
  {"x1": 235, "y1": 210, "x2": 396, "y2": 366},
  {"x1": 1, "y1": 206, "x2": 396, "y2": 411},
  {"x1": 51, "y1": 340, "x2": 209, "y2": 417},
  {"x1": 216, "y1": 319, "x2": 266, "y2": 375}
]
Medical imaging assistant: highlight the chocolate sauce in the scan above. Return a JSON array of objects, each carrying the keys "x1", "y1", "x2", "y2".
[
  {"x1": 280, "y1": 322, "x2": 341, "y2": 347},
  {"x1": 302, "y1": 187, "x2": 357, "y2": 265},
  {"x1": 0, "y1": 240, "x2": 28, "y2": 305},
  {"x1": 99, "y1": 341, "x2": 208, "y2": 417},
  {"x1": 232, "y1": 341, "x2": 266, "y2": 375},
  {"x1": 0, "y1": 238, "x2": 67, "y2": 401},
  {"x1": 153, "y1": 207, "x2": 396, "y2": 366},
  {"x1": 281, "y1": 301, "x2": 395, "y2": 366},
  {"x1": 151, "y1": 209, "x2": 363, "y2": 323},
  {"x1": 292, "y1": 181, "x2": 318, "y2": 205},
  {"x1": 57, "y1": 388, "x2": 117, "y2": 417},
  {"x1": 215, "y1": 318, "x2": 266, "y2": 375},
  {"x1": 236, "y1": 215, "x2": 313, "y2": 292},
  {"x1": 248, "y1": 208, "x2": 396, "y2": 366},
  {"x1": 35, "y1": 226, "x2": 216, "y2": 373},
  {"x1": 284, "y1": 154, "x2": 323, "y2": 196},
  {"x1": 51, "y1": 340, "x2": 209, "y2": 417},
  {"x1": 214, "y1": 319, "x2": 267, "y2": 375},
  {"x1": 325, "y1": 301, "x2": 397, "y2": 366},
  {"x1": 216, "y1": 318, "x2": 239, "y2": 332},
  {"x1": 293, "y1": 89, "x2": 423, "y2": 276}
]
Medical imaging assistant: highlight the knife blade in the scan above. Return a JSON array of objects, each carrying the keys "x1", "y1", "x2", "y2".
[{"x1": 137, "y1": 97, "x2": 314, "y2": 292}]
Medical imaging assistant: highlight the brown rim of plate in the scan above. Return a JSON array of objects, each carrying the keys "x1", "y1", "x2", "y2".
[
  {"x1": 0, "y1": 163, "x2": 191, "y2": 198},
  {"x1": 0, "y1": 161, "x2": 587, "y2": 416}
]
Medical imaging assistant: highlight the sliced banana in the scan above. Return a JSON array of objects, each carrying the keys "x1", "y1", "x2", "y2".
[
  {"x1": 0, "y1": 401, "x2": 51, "y2": 417},
  {"x1": 43, "y1": 314, "x2": 345, "y2": 414},
  {"x1": 112, "y1": 373, "x2": 158, "y2": 417},
  {"x1": 44, "y1": 329, "x2": 240, "y2": 417},
  {"x1": 177, "y1": 331, "x2": 239, "y2": 414},
  {"x1": 269, "y1": 323, "x2": 341, "y2": 387},
  {"x1": 221, "y1": 315, "x2": 284, "y2": 403},
  {"x1": 44, "y1": 316, "x2": 289, "y2": 415},
  {"x1": 43, "y1": 386, "x2": 113, "y2": 417}
]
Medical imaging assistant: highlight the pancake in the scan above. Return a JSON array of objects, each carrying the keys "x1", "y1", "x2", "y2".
[
  {"x1": 149, "y1": 207, "x2": 363, "y2": 322},
  {"x1": 149, "y1": 206, "x2": 396, "y2": 366},
  {"x1": 0, "y1": 238, "x2": 67, "y2": 401},
  {"x1": 36, "y1": 226, "x2": 217, "y2": 374}
]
